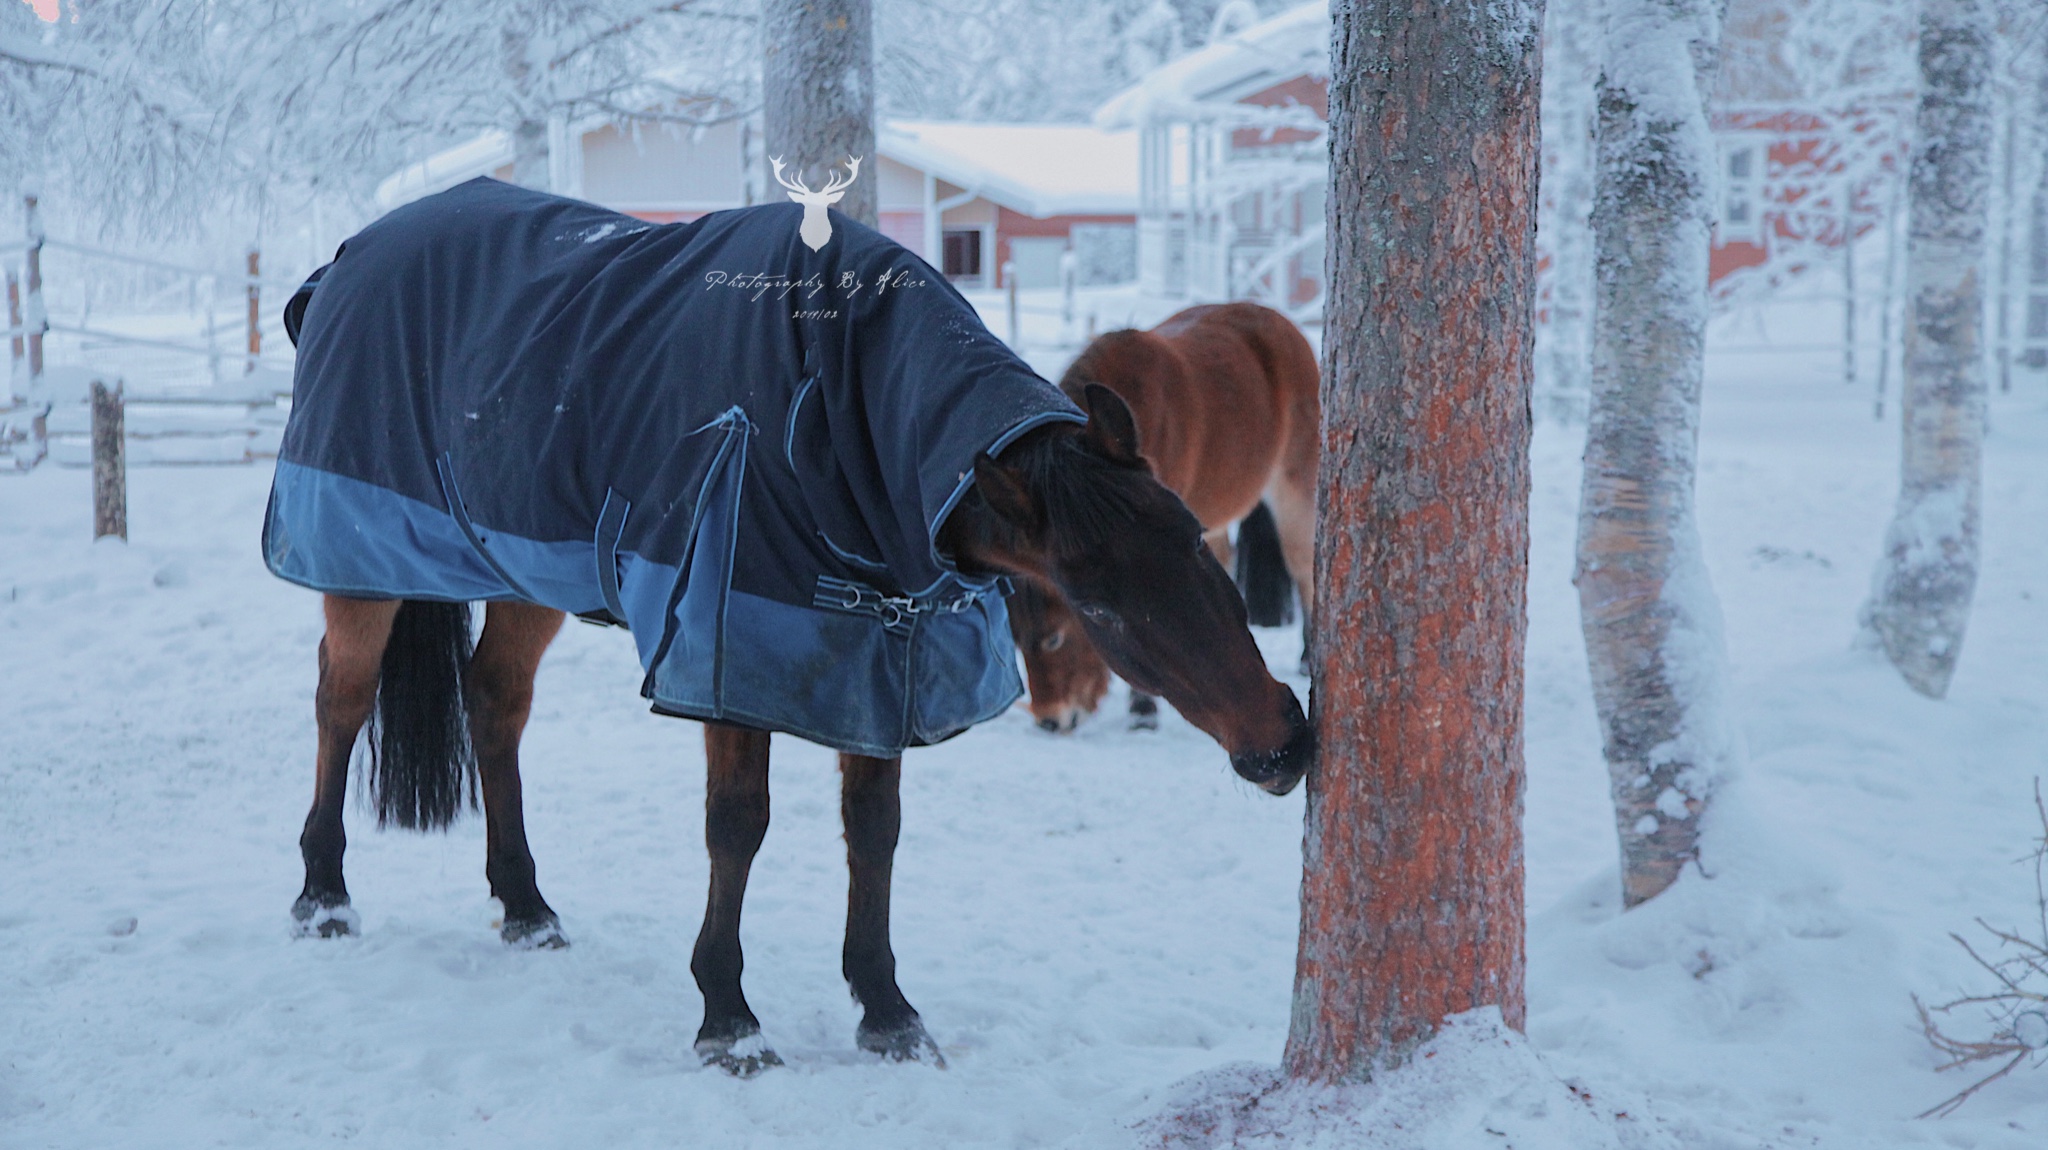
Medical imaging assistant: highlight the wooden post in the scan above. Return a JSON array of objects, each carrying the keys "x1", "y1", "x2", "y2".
[
  {"x1": 24, "y1": 194, "x2": 44, "y2": 381},
  {"x1": 6, "y1": 269, "x2": 20, "y2": 380},
  {"x1": 246, "y1": 248, "x2": 261, "y2": 374},
  {"x1": 1004, "y1": 260, "x2": 1019, "y2": 346},
  {"x1": 91, "y1": 378, "x2": 125, "y2": 541}
]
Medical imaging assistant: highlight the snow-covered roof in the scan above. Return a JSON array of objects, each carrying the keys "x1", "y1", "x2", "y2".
[
  {"x1": 879, "y1": 121, "x2": 1137, "y2": 217},
  {"x1": 378, "y1": 118, "x2": 1138, "y2": 219},
  {"x1": 1093, "y1": 2, "x2": 1328, "y2": 130},
  {"x1": 377, "y1": 130, "x2": 518, "y2": 209}
]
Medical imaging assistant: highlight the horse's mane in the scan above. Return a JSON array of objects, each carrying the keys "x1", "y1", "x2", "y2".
[{"x1": 943, "y1": 422, "x2": 1155, "y2": 572}]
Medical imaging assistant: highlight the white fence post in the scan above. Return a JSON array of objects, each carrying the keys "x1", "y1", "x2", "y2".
[
  {"x1": 1842, "y1": 183, "x2": 1857, "y2": 388},
  {"x1": 204, "y1": 273, "x2": 220, "y2": 386},
  {"x1": 1004, "y1": 260, "x2": 1019, "y2": 347}
]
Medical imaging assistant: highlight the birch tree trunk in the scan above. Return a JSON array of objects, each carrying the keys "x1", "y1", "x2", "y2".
[
  {"x1": 762, "y1": 0, "x2": 877, "y2": 228},
  {"x1": 1577, "y1": 0, "x2": 1740, "y2": 909},
  {"x1": 1537, "y1": 0, "x2": 1601, "y2": 423},
  {"x1": 1861, "y1": 0, "x2": 1993, "y2": 699},
  {"x1": 1283, "y1": 0, "x2": 1540, "y2": 1082}
]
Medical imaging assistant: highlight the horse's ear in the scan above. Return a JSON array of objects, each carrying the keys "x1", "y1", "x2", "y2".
[
  {"x1": 1081, "y1": 384, "x2": 1143, "y2": 466},
  {"x1": 972, "y1": 452, "x2": 1041, "y2": 529}
]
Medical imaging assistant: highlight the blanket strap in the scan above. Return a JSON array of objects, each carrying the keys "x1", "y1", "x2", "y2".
[
  {"x1": 436, "y1": 454, "x2": 539, "y2": 602},
  {"x1": 812, "y1": 575, "x2": 985, "y2": 634},
  {"x1": 594, "y1": 489, "x2": 631, "y2": 623}
]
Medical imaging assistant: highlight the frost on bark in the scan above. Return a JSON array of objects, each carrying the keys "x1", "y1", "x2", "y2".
[
  {"x1": 1577, "y1": 0, "x2": 1740, "y2": 909},
  {"x1": 762, "y1": 0, "x2": 876, "y2": 227},
  {"x1": 1283, "y1": 0, "x2": 1540, "y2": 1082},
  {"x1": 1861, "y1": 0, "x2": 1993, "y2": 700}
]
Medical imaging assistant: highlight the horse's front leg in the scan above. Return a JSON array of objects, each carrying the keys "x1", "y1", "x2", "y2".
[
  {"x1": 693, "y1": 722, "x2": 780, "y2": 1076},
  {"x1": 469, "y1": 601, "x2": 567, "y2": 948},
  {"x1": 1128, "y1": 690, "x2": 1161, "y2": 730},
  {"x1": 841, "y1": 753, "x2": 943, "y2": 1065},
  {"x1": 294, "y1": 595, "x2": 400, "y2": 937}
]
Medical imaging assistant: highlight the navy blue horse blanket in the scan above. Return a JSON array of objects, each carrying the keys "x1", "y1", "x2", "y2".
[{"x1": 264, "y1": 177, "x2": 1081, "y2": 756}]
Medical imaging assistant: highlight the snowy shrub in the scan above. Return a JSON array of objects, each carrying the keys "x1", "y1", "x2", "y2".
[{"x1": 1913, "y1": 781, "x2": 2048, "y2": 1117}]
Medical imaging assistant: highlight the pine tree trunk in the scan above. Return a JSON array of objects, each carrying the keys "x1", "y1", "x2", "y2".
[
  {"x1": 1861, "y1": 0, "x2": 1993, "y2": 699},
  {"x1": 762, "y1": 0, "x2": 877, "y2": 228},
  {"x1": 510, "y1": 119, "x2": 549, "y2": 190},
  {"x1": 1283, "y1": 0, "x2": 1540, "y2": 1082},
  {"x1": 1575, "y1": 0, "x2": 1739, "y2": 911}
]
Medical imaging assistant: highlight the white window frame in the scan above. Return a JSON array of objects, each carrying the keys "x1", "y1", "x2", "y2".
[{"x1": 1717, "y1": 140, "x2": 1764, "y2": 245}]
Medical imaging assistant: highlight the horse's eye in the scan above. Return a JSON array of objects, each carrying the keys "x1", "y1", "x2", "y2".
[
  {"x1": 1041, "y1": 630, "x2": 1066, "y2": 652},
  {"x1": 1077, "y1": 604, "x2": 1114, "y2": 625}
]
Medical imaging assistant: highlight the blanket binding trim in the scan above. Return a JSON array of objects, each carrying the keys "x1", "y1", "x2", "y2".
[
  {"x1": 639, "y1": 405, "x2": 754, "y2": 711},
  {"x1": 594, "y1": 489, "x2": 631, "y2": 623}
]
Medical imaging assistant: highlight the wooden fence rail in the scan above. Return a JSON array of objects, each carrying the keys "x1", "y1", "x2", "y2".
[{"x1": 3, "y1": 193, "x2": 296, "y2": 473}]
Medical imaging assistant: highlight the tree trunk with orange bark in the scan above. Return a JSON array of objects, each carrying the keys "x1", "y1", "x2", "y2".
[
  {"x1": 1576, "y1": 0, "x2": 1740, "y2": 911},
  {"x1": 1282, "y1": 0, "x2": 1541, "y2": 1082}
]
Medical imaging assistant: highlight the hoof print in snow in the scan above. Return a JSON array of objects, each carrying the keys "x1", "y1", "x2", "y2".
[
  {"x1": 290, "y1": 897, "x2": 359, "y2": 939},
  {"x1": 697, "y1": 1032, "x2": 782, "y2": 1078},
  {"x1": 858, "y1": 1021, "x2": 947, "y2": 1068},
  {"x1": 502, "y1": 914, "x2": 569, "y2": 950}
]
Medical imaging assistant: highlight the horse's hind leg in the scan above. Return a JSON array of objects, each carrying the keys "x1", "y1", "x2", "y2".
[
  {"x1": 693, "y1": 722, "x2": 780, "y2": 1075},
  {"x1": 841, "y1": 753, "x2": 943, "y2": 1065},
  {"x1": 468, "y1": 601, "x2": 567, "y2": 948},
  {"x1": 1266, "y1": 475, "x2": 1317, "y2": 674},
  {"x1": 294, "y1": 595, "x2": 400, "y2": 937}
]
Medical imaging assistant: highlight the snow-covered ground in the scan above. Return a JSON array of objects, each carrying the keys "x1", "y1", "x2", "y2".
[{"x1": 3, "y1": 306, "x2": 2046, "y2": 1147}]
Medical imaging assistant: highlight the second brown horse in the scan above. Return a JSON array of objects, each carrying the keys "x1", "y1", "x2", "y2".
[{"x1": 1012, "y1": 302, "x2": 1319, "y2": 732}]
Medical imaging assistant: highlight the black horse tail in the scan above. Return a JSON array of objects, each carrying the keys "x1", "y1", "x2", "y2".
[
  {"x1": 1234, "y1": 502, "x2": 1295, "y2": 628},
  {"x1": 366, "y1": 600, "x2": 476, "y2": 831}
]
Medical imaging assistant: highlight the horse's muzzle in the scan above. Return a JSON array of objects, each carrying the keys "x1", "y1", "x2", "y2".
[{"x1": 1229, "y1": 693, "x2": 1312, "y2": 796}]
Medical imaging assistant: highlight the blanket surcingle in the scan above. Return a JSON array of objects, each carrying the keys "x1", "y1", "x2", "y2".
[{"x1": 264, "y1": 177, "x2": 1083, "y2": 756}]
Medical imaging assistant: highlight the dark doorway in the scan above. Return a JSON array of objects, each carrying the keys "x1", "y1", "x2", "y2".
[{"x1": 942, "y1": 229, "x2": 983, "y2": 279}]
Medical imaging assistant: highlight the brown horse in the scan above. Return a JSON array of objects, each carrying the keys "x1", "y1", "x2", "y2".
[
  {"x1": 1011, "y1": 302, "x2": 1319, "y2": 733},
  {"x1": 291, "y1": 386, "x2": 1311, "y2": 1077}
]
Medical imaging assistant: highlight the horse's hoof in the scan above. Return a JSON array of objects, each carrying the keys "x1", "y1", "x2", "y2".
[
  {"x1": 696, "y1": 1031, "x2": 783, "y2": 1078},
  {"x1": 502, "y1": 914, "x2": 569, "y2": 950},
  {"x1": 290, "y1": 896, "x2": 359, "y2": 939},
  {"x1": 858, "y1": 1020, "x2": 947, "y2": 1068},
  {"x1": 1128, "y1": 695, "x2": 1159, "y2": 731}
]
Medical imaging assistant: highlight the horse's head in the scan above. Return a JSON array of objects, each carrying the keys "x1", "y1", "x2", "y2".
[
  {"x1": 1006, "y1": 579, "x2": 1111, "y2": 733},
  {"x1": 944, "y1": 385, "x2": 1310, "y2": 795}
]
